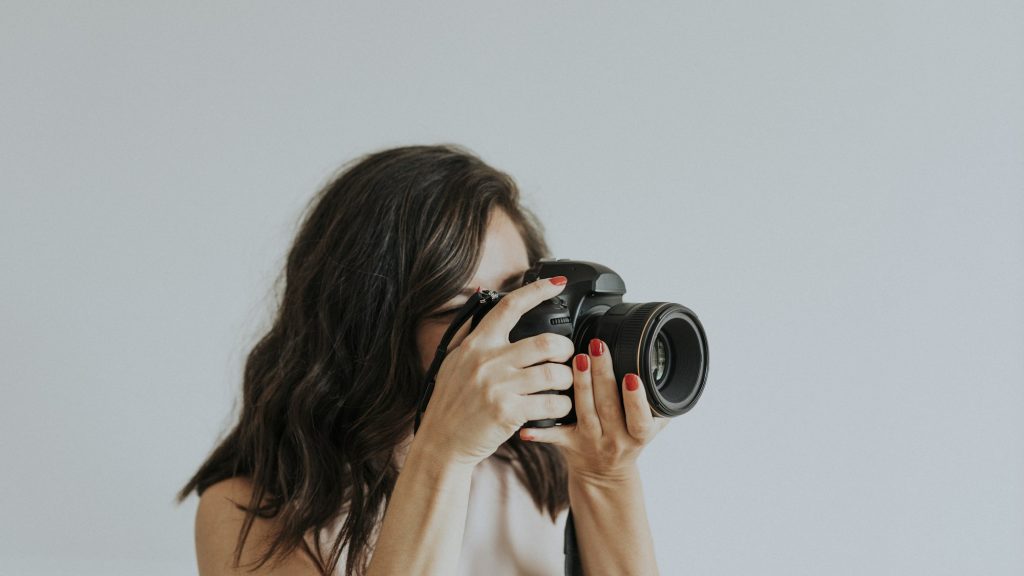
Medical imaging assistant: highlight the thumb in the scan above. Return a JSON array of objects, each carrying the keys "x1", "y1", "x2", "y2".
[{"x1": 520, "y1": 424, "x2": 572, "y2": 446}]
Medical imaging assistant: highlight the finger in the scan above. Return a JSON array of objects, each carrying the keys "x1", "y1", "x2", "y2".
[
  {"x1": 520, "y1": 423, "x2": 573, "y2": 447},
  {"x1": 588, "y1": 338, "x2": 625, "y2": 429},
  {"x1": 508, "y1": 362, "x2": 574, "y2": 395},
  {"x1": 519, "y1": 391, "x2": 573, "y2": 423},
  {"x1": 570, "y1": 353, "x2": 601, "y2": 437},
  {"x1": 500, "y1": 332, "x2": 574, "y2": 368},
  {"x1": 622, "y1": 373, "x2": 657, "y2": 442},
  {"x1": 473, "y1": 276, "x2": 568, "y2": 342}
]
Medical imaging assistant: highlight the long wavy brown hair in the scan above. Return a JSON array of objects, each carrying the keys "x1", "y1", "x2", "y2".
[{"x1": 176, "y1": 143, "x2": 568, "y2": 575}]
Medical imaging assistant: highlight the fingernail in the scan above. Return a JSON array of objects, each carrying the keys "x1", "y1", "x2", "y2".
[
  {"x1": 574, "y1": 353, "x2": 589, "y2": 371},
  {"x1": 520, "y1": 429, "x2": 535, "y2": 441},
  {"x1": 588, "y1": 338, "x2": 604, "y2": 356},
  {"x1": 625, "y1": 373, "x2": 640, "y2": 391},
  {"x1": 549, "y1": 276, "x2": 567, "y2": 286}
]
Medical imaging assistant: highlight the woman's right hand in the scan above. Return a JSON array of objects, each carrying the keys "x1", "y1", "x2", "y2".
[{"x1": 415, "y1": 275, "x2": 576, "y2": 468}]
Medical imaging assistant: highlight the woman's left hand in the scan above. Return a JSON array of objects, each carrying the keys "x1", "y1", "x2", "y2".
[{"x1": 519, "y1": 337, "x2": 670, "y2": 481}]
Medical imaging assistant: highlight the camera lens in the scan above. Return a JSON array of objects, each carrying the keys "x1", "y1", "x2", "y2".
[{"x1": 583, "y1": 301, "x2": 708, "y2": 417}]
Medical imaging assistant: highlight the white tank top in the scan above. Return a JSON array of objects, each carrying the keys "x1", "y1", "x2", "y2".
[
  {"x1": 459, "y1": 455, "x2": 569, "y2": 575},
  {"x1": 316, "y1": 451, "x2": 569, "y2": 575}
]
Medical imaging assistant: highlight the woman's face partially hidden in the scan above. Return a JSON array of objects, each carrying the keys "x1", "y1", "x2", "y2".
[{"x1": 415, "y1": 208, "x2": 532, "y2": 375}]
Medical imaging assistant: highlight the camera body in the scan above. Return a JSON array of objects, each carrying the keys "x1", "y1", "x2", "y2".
[{"x1": 469, "y1": 258, "x2": 709, "y2": 429}]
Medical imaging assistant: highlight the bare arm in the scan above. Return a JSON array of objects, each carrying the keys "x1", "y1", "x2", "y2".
[
  {"x1": 195, "y1": 436, "x2": 475, "y2": 576},
  {"x1": 518, "y1": 340, "x2": 671, "y2": 576},
  {"x1": 568, "y1": 465, "x2": 658, "y2": 576},
  {"x1": 365, "y1": 437, "x2": 476, "y2": 575}
]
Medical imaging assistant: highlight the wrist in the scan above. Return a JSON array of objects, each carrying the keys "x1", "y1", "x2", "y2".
[
  {"x1": 406, "y1": 431, "x2": 478, "y2": 479},
  {"x1": 568, "y1": 462, "x2": 641, "y2": 489}
]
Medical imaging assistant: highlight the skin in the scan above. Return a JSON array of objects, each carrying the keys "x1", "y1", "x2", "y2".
[{"x1": 194, "y1": 208, "x2": 669, "y2": 575}]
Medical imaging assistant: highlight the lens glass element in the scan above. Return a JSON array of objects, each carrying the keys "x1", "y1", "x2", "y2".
[{"x1": 651, "y1": 332, "x2": 672, "y2": 390}]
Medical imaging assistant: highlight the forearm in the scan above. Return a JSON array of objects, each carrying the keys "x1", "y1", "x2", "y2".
[
  {"x1": 366, "y1": 439, "x2": 475, "y2": 576},
  {"x1": 568, "y1": 464, "x2": 659, "y2": 576}
]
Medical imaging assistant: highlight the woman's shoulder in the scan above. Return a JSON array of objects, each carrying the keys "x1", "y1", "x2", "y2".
[
  {"x1": 194, "y1": 477, "x2": 322, "y2": 575},
  {"x1": 196, "y1": 476, "x2": 267, "y2": 527},
  {"x1": 198, "y1": 476, "x2": 255, "y2": 508}
]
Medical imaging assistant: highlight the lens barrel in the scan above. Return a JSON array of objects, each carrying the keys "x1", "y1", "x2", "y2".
[{"x1": 584, "y1": 302, "x2": 708, "y2": 417}]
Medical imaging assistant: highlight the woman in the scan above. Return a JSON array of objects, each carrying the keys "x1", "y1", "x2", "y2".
[{"x1": 177, "y1": 144, "x2": 669, "y2": 575}]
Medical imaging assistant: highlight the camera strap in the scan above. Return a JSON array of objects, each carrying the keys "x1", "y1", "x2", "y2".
[
  {"x1": 413, "y1": 287, "x2": 499, "y2": 434},
  {"x1": 412, "y1": 288, "x2": 584, "y2": 576}
]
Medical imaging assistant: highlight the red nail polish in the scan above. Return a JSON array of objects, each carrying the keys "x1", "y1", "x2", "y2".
[
  {"x1": 521, "y1": 429, "x2": 534, "y2": 441},
  {"x1": 625, "y1": 373, "x2": 640, "y2": 391},
  {"x1": 589, "y1": 338, "x2": 604, "y2": 357},
  {"x1": 549, "y1": 276, "x2": 567, "y2": 286},
  {"x1": 574, "y1": 354, "x2": 589, "y2": 371}
]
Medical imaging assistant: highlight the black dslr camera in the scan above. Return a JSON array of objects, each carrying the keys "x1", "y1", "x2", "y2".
[{"x1": 469, "y1": 258, "x2": 709, "y2": 428}]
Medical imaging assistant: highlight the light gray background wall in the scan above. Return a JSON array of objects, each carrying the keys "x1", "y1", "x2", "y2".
[{"x1": 2, "y1": 2, "x2": 1021, "y2": 575}]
